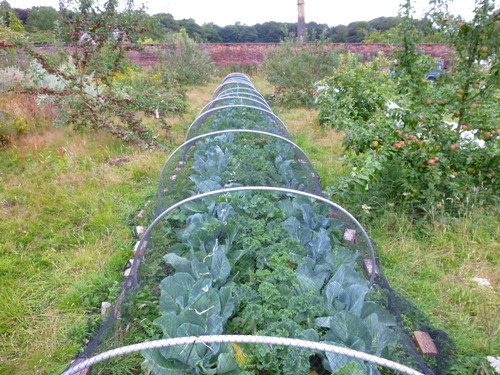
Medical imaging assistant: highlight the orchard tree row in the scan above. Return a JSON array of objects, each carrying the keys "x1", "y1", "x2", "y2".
[{"x1": 313, "y1": 0, "x2": 500, "y2": 216}]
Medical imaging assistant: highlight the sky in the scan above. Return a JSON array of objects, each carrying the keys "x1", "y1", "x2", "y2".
[{"x1": 18, "y1": 0, "x2": 478, "y2": 27}]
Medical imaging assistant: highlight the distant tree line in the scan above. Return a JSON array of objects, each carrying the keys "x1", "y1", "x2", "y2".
[{"x1": 3, "y1": 0, "x2": 445, "y2": 45}]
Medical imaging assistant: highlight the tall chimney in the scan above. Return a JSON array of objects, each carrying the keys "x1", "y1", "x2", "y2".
[{"x1": 297, "y1": 0, "x2": 306, "y2": 44}]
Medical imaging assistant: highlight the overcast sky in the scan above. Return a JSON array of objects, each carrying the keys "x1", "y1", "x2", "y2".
[{"x1": 19, "y1": 0, "x2": 478, "y2": 27}]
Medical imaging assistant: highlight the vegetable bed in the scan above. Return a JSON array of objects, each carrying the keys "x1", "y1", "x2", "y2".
[
  {"x1": 143, "y1": 189, "x2": 405, "y2": 375},
  {"x1": 65, "y1": 74, "x2": 454, "y2": 375}
]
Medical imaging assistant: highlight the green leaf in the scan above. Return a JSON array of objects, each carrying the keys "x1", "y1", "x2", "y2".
[
  {"x1": 302, "y1": 328, "x2": 319, "y2": 342},
  {"x1": 331, "y1": 247, "x2": 359, "y2": 270},
  {"x1": 345, "y1": 284, "x2": 368, "y2": 316},
  {"x1": 211, "y1": 243, "x2": 231, "y2": 285},
  {"x1": 323, "y1": 351, "x2": 353, "y2": 372},
  {"x1": 284, "y1": 216, "x2": 312, "y2": 246},
  {"x1": 192, "y1": 259, "x2": 210, "y2": 279},
  {"x1": 324, "y1": 280, "x2": 349, "y2": 314},
  {"x1": 331, "y1": 264, "x2": 367, "y2": 289},
  {"x1": 177, "y1": 322, "x2": 206, "y2": 337},
  {"x1": 206, "y1": 314, "x2": 225, "y2": 335},
  {"x1": 331, "y1": 361, "x2": 367, "y2": 375},
  {"x1": 142, "y1": 349, "x2": 186, "y2": 375},
  {"x1": 219, "y1": 284, "x2": 236, "y2": 321},
  {"x1": 327, "y1": 311, "x2": 372, "y2": 352},
  {"x1": 216, "y1": 352, "x2": 240, "y2": 374},
  {"x1": 360, "y1": 302, "x2": 396, "y2": 327},
  {"x1": 296, "y1": 257, "x2": 328, "y2": 293},
  {"x1": 307, "y1": 228, "x2": 331, "y2": 261},
  {"x1": 182, "y1": 200, "x2": 208, "y2": 213},
  {"x1": 163, "y1": 253, "x2": 191, "y2": 274},
  {"x1": 364, "y1": 313, "x2": 397, "y2": 356},
  {"x1": 160, "y1": 272, "x2": 195, "y2": 311},
  {"x1": 188, "y1": 279, "x2": 221, "y2": 318},
  {"x1": 315, "y1": 316, "x2": 332, "y2": 328},
  {"x1": 216, "y1": 203, "x2": 234, "y2": 223},
  {"x1": 153, "y1": 312, "x2": 179, "y2": 338}
]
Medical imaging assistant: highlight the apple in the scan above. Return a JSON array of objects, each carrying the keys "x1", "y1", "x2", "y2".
[
  {"x1": 407, "y1": 134, "x2": 415, "y2": 141},
  {"x1": 427, "y1": 159, "x2": 436, "y2": 165},
  {"x1": 494, "y1": 129, "x2": 500, "y2": 135},
  {"x1": 461, "y1": 124, "x2": 469, "y2": 130},
  {"x1": 426, "y1": 99, "x2": 433, "y2": 105},
  {"x1": 450, "y1": 144, "x2": 459, "y2": 150},
  {"x1": 415, "y1": 140, "x2": 423, "y2": 147},
  {"x1": 372, "y1": 140, "x2": 379, "y2": 148}
]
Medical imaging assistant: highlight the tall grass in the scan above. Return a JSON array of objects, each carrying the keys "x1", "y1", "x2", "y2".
[{"x1": 0, "y1": 129, "x2": 172, "y2": 374}]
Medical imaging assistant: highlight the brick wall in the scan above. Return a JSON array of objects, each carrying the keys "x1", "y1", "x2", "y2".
[
  {"x1": 128, "y1": 43, "x2": 454, "y2": 68},
  {"x1": 33, "y1": 43, "x2": 454, "y2": 68}
]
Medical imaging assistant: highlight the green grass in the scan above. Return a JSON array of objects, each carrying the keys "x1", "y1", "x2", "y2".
[
  {"x1": 0, "y1": 129, "x2": 175, "y2": 374},
  {"x1": 0, "y1": 73, "x2": 499, "y2": 375}
]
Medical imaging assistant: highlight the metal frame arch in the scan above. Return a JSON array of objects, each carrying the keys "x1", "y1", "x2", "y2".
[
  {"x1": 61, "y1": 335, "x2": 424, "y2": 375},
  {"x1": 143, "y1": 186, "x2": 378, "y2": 288},
  {"x1": 156, "y1": 128, "x2": 319, "y2": 201},
  {"x1": 185, "y1": 104, "x2": 290, "y2": 141},
  {"x1": 213, "y1": 81, "x2": 256, "y2": 98},
  {"x1": 223, "y1": 72, "x2": 252, "y2": 82},
  {"x1": 216, "y1": 89, "x2": 267, "y2": 103},
  {"x1": 197, "y1": 96, "x2": 271, "y2": 116}
]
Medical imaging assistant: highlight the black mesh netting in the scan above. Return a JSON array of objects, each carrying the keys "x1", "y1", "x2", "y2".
[{"x1": 62, "y1": 73, "x2": 455, "y2": 375}]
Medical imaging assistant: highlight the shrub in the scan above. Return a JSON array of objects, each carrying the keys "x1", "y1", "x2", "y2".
[
  {"x1": 0, "y1": 93, "x2": 57, "y2": 147},
  {"x1": 156, "y1": 29, "x2": 215, "y2": 87},
  {"x1": 1, "y1": 0, "x2": 187, "y2": 148},
  {"x1": 319, "y1": 0, "x2": 500, "y2": 215},
  {"x1": 316, "y1": 52, "x2": 395, "y2": 130},
  {"x1": 265, "y1": 38, "x2": 340, "y2": 108}
]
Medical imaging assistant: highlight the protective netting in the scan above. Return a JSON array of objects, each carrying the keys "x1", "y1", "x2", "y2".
[
  {"x1": 155, "y1": 130, "x2": 323, "y2": 214},
  {"x1": 63, "y1": 74, "x2": 455, "y2": 375}
]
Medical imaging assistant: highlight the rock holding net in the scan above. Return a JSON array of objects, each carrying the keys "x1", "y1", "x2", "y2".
[{"x1": 62, "y1": 73, "x2": 455, "y2": 375}]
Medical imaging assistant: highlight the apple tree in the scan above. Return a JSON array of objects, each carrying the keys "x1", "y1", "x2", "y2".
[{"x1": 321, "y1": 0, "x2": 500, "y2": 215}]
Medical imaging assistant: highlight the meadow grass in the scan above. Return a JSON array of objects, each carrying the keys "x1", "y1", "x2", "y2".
[
  {"x1": 0, "y1": 129, "x2": 171, "y2": 374},
  {"x1": 0, "y1": 72, "x2": 499, "y2": 374}
]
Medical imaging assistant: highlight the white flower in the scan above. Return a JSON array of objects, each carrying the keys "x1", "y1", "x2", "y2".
[
  {"x1": 361, "y1": 204, "x2": 372, "y2": 214},
  {"x1": 486, "y1": 356, "x2": 500, "y2": 373},
  {"x1": 472, "y1": 277, "x2": 492, "y2": 288}
]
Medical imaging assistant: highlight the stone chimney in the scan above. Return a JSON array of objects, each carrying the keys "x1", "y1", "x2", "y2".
[{"x1": 297, "y1": 0, "x2": 306, "y2": 44}]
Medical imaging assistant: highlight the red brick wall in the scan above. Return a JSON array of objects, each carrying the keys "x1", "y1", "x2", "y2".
[
  {"x1": 134, "y1": 43, "x2": 454, "y2": 68},
  {"x1": 33, "y1": 43, "x2": 454, "y2": 68}
]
